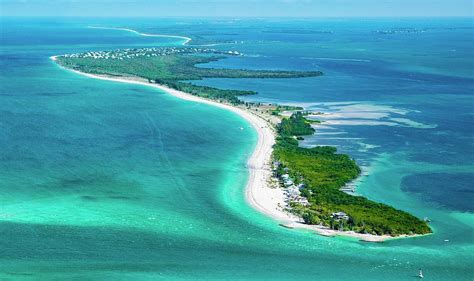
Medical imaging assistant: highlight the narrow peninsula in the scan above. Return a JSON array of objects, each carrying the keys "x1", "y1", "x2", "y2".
[{"x1": 52, "y1": 47, "x2": 431, "y2": 241}]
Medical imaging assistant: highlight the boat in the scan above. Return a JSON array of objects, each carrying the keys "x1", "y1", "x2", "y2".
[{"x1": 418, "y1": 269, "x2": 424, "y2": 278}]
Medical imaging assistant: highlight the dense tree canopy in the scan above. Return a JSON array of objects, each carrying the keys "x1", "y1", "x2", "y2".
[{"x1": 274, "y1": 113, "x2": 431, "y2": 236}]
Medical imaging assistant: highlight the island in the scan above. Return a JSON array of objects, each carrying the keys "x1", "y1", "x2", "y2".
[{"x1": 51, "y1": 47, "x2": 431, "y2": 241}]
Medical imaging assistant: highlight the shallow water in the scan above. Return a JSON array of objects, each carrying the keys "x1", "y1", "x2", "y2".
[{"x1": 0, "y1": 17, "x2": 473, "y2": 280}]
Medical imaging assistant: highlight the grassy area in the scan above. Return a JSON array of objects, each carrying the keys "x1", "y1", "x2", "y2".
[
  {"x1": 55, "y1": 48, "x2": 322, "y2": 104},
  {"x1": 273, "y1": 113, "x2": 431, "y2": 236}
]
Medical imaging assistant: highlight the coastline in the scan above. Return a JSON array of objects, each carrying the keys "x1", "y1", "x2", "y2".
[
  {"x1": 87, "y1": 26, "x2": 192, "y2": 45},
  {"x1": 50, "y1": 55, "x2": 406, "y2": 242}
]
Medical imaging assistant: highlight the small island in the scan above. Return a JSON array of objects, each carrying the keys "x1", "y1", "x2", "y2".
[{"x1": 52, "y1": 47, "x2": 431, "y2": 240}]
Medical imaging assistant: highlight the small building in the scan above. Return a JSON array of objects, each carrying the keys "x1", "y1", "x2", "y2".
[
  {"x1": 284, "y1": 179, "x2": 294, "y2": 187},
  {"x1": 295, "y1": 197, "x2": 310, "y2": 206},
  {"x1": 287, "y1": 188, "x2": 299, "y2": 196},
  {"x1": 331, "y1": 212, "x2": 349, "y2": 220}
]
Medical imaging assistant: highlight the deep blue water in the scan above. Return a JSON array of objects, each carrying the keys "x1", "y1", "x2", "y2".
[{"x1": 401, "y1": 173, "x2": 474, "y2": 212}]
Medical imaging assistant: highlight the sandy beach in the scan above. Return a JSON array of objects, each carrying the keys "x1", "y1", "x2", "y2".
[
  {"x1": 50, "y1": 56, "x2": 400, "y2": 242},
  {"x1": 87, "y1": 26, "x2": 192, "y2": 45}
]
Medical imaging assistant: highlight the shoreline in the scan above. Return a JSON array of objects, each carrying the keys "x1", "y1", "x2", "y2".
[
  {"x1": 87, "y1": 26, "x2": 192, "y2": 45},
  {"x1": 50, "y1": 55, "x2": 411, "y2": 242}
]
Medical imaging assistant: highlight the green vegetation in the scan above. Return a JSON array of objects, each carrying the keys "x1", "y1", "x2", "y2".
[
  {"x1": 278, "y1": 111, "x2": 316, "y2": 136},
  {"x1": 274, "y1": 113, "x2": 431, "y2": 236},
  {"x1": 56, "y1": 49, "x2": 322, "y2": 104}
]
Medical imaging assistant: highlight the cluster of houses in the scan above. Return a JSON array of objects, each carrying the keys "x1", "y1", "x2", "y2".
[
  {"x1": 60, "y1": 47, "x2": 242, "y2": 61},
  {"x1": 273, "y1": 161, "x2": 352, "y2": 223},
  {"x1": 273, "y1": 161, "x2": 310, "y2": 207}
]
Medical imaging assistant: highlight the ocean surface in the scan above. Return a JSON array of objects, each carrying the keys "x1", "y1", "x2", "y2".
[{"x1": 0, "y1": 17, "x2": 473, "y2": 280}]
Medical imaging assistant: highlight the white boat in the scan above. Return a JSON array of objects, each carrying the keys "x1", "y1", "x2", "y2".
[{"x1": 418, "y1": 269, "x2": 424, "y2": 278}]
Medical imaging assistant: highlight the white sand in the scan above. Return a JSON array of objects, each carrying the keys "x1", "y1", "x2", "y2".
[
  {"x1": 50, "y1": 56, "x2": 405, "y2": 242},
  {"x1": 87, "y1": 26, "x2": 192, "y2": 45}
]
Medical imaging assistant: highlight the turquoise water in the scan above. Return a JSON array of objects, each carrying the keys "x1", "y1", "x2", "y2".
[{"x1": 1, "y1": 18, "x2": 473, "y2": 280}]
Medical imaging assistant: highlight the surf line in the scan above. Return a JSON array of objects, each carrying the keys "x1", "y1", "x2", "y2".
[{"x1": 87, "y1": 26, "x2": 192, "y2": 45}]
